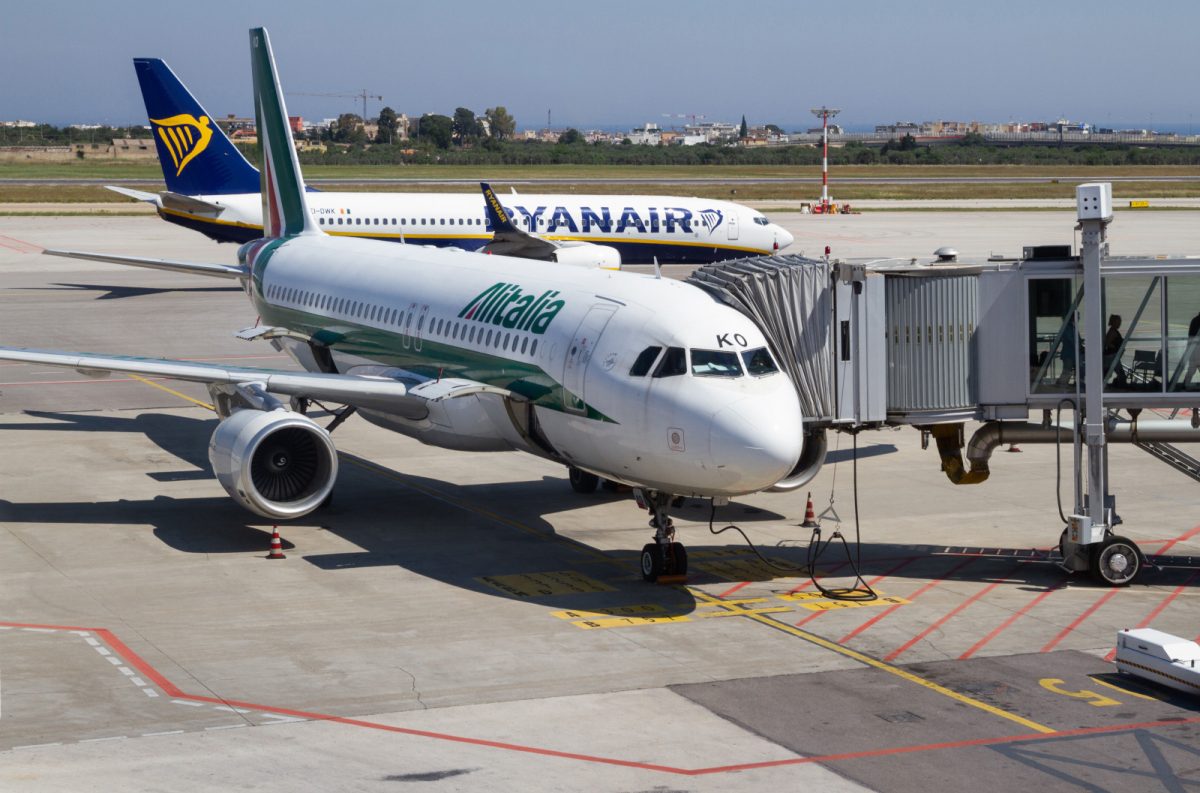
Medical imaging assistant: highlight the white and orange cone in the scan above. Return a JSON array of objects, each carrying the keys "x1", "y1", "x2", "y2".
[
  {"x1": 801, "y1": 493, "x2": 819, "y2": 529},
  {"x1": 267, "y1": 527, "x2": 286, "y2": 560}
]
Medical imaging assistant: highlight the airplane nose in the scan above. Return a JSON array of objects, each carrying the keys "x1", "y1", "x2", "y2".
[
  {"x1": 774, "y1": 226, "x2": 794, "y2": 251},
  {"x1": 708, "y1": 390, "x2": 803, "y2": 492}
]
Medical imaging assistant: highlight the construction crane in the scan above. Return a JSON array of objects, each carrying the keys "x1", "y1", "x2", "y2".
[{"x1": 293, "y1": 89, "x2": 383, "y2": 121}]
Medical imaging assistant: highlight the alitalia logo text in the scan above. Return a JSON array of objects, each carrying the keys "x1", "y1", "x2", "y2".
[{"x1": 458, "y1": 282, "x2": 565, "y2": 334}]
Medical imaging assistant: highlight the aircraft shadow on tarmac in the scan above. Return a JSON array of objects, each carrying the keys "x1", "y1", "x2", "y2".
[{"x1": 17, "y1": 282, "x2": 243, "y2": 300}]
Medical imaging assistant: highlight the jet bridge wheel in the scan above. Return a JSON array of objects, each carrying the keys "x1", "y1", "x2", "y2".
[
  {"x1": 1089, "y1": 535, "x2": 1142, "y2": 587},
  {"x1": 568, "y1": 466, "x2": 600, "y2": 493}
]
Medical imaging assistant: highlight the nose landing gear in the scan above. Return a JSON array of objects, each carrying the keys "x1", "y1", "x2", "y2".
[{"x1": 638, "y1": 490, "x2": 688, "y2": 582}]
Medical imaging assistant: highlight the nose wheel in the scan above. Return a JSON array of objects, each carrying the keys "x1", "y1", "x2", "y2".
[{"x1": 639, "y1": 490, "x2": 688, "y2": 582}]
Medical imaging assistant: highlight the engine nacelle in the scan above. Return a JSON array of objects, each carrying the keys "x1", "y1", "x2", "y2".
[
  {"x1": 208, "y1": 409, "x2": 338, "y2": 519},
  {"x1": 551, "y1": 242, "x2": 622, "y2": 270},
  {"x1": 768, "y1": 428, "x2": 827, "y2": 492}
]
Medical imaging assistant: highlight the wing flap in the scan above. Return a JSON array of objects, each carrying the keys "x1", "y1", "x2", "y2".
[
  {"x1": 0, "y1": 348, "x2": 512, "y2": 413},
  {"x1": 42, "y1": 249, "x2": 247, "y2": 279}
]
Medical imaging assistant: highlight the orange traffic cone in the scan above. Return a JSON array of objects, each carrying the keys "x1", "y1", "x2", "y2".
[
  {"x1": 801, "y1": 493, "x2": 819, "y2": 529},
  {"x1": 267, "y1": 527, "x2": 286, "y2": 560}
]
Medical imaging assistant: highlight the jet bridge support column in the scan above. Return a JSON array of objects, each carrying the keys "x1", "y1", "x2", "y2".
[{"x1": 1062, "y1": 184, "x2": 1142, "y2": 585}]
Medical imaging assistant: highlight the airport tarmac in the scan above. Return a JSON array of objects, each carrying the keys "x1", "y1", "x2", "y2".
[{"x1": 1, "y1": 213, "x2": 1199, "y2": 791}]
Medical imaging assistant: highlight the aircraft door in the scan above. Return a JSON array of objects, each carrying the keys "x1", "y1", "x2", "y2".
[
  {"x1": 562, "y1": 303, "x2": 617, "y2": 415},
  {"x1": 727, "y1": 212, "x2": 740, "y2": 240}
]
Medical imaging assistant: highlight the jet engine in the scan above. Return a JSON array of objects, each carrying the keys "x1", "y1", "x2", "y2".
[
  {"x1": 550, "y1": 242, "x2": 622, "y2": 270},
  {"x1": 768, "y1": 428, "x2": 826, "y2": 492},
  {"x1": 208, "y1": 409, "x2": 338, "y2": 519}
]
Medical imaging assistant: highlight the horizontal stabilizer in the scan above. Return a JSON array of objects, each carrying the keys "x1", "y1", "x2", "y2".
[
  {"x1": 105, "y1": 185, "x2": 159, "y2": 204},
  {"x1": 43, "y1": 249, "x2": 247, "y2": 279}
]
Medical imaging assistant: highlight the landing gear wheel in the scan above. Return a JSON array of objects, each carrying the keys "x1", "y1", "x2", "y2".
[
  {"x1": 667, "y1": 542, "x2": 688, "y2": 575},
  {"x1": 640, "y1": 543, "x2": 664, "y2": 582},
  {"x1": 568, "y1": 466, "x2": 600, "y2": 494},
  {"x1": 1089, "y1": 535, "x2": 1141, "y2": 587},
  {"x1": 290, "y1": 396, "x2": 310, "y2": 416}
]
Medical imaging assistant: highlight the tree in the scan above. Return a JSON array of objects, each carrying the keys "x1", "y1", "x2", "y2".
[
  {"x1": 418, "y1": 113, "x2": 453, "y2": 149},
  {"x1": 333, "y1": 113, "x2": 366, "y2": 143},
  {"x1": 558, "y1": 128, "x2": 582, "y2": 145},
  {"x1": 485, "y1": 106, "x2": 515, "y2": 140},
  {"x1": 739, "y1": 115, "x2": 748, "y2": 139},
  {"x1": 765, "y1": 124, "x2": 783, "y2": 136},
  {"x1": 376, "y1": 107, "x2": 399, "y2": 144},
  {"x1": 452, "y1": 107, "x2": 480, "y2": 143}
]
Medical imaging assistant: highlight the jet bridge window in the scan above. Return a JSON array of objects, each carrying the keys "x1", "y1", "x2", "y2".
[
  {"x1": 691, "y1": 349, "x2": 743, "y2": 378},
  {"x1": 629, "y1": 346, "x2": 662, "y2": 376},
  {"x1": 742, "y1": 347, "x2": 779, "y2": 376},
  {"x1": 653, "y1": 347, "x2": 687, "y2": 378}
]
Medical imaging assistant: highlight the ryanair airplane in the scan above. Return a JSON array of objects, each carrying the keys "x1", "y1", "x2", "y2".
[
  {"x1": 3, "y1": 29, "x2": 805, "y2": 581},
  {"x1": 110, "y1": 58, "x2": 794, "y2": 265}
]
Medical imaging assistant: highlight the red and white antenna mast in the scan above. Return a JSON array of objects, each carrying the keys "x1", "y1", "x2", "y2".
[{"x1": 810, "y1": 106, "x2": 841, "y2": 212}]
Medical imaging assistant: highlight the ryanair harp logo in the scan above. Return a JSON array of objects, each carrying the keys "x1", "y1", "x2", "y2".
[{"x1": 150, "y1": 114, "x2": 213, "y2": 177}]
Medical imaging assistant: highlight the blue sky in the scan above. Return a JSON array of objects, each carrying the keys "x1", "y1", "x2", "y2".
[{"x1": 3, "y1": 0, "x2": 1197, "y2": 130}]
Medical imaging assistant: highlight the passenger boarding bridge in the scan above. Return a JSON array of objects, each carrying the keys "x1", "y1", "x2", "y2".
[{"x1": 689, "y1": 184, "x2": 1200, "y2": 586}]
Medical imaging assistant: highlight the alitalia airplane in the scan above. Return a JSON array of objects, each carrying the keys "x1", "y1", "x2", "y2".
[
  {"x1": 110, "y1": 58, "x2": 794, "y2": 265},
  {"x1": 0, "y1": 28, "x2": 805, "y2": 581}
]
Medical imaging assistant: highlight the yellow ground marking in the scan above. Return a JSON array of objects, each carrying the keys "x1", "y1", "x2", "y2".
[
  {"x1": 128, "y1": 373, "x2": 215, "y2": 411},
  {"x1": 798, "y1": 596, "x2": 910, "y2": 612},
  {"x1": 694, "y1": 558, "x2": 798, "y2": 582},
  {"x1": 689, "y1": 588, "x2": 1055, "y2": 734},
  {"x1": 571, "y1": 615, "x2": 691, "y2": 630},
  {"x1": 697, "y1": 607, "x2": 793, "y2": 618},
  {"x1": 778, "y1": 591, "x2": 836, "y2": 602},
  {"x1": 551, "y1": 604, "x2": 667, "y2": 620},
  {"x1": 1038, "y1": 678, "x2": 1121, "y2": 707},
  {"x1": 478, "y1": 571, "x2": 615, "y2": 598},
  {"x1": 1089, "y1": 676, "x2": 1159, "y2": 702}
]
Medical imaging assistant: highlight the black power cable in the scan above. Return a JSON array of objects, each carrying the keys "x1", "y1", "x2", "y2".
[{"x1": 706, "y1": 432, "x2": 877, "y2": 601}]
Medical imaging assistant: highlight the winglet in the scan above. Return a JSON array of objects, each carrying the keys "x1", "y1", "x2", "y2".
[{"x1": 249, "y1": 28, "x2": 316, "y2": 238}]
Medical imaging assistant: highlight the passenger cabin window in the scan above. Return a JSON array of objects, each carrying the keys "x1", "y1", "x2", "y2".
[
  {"x1": 629, "y1": 346, "x2": 662, "y2": 376},
  {"x1": 653, "y1": 347, "x2": 687, "y2": 378},
  {"x1": 691, "y1": 349, "x2": 742, "y2": 377},
  {"x1": 742, "y1": 347, "x2": 779, "y2": 376}
]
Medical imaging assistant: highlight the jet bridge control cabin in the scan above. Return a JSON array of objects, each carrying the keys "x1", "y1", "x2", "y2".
[{"x1": 689, "y1": 185, "x2": 1200, "y2": 586}]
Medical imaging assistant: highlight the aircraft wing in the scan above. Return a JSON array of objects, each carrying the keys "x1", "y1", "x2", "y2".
[
  {"x1": 479, "y1": 181, "x2": 558, "y2": 260},
  {"x1": 43, "y1": 249, "x2": 247, "y2": 279},
  {"x1": 0, "y1": 347, "x2": 515, "y2": 414}
]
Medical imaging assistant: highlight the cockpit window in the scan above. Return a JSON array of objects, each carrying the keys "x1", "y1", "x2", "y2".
[
  {"x1": 753, "y1": 216, "x2": 770, "y2": 226},
  {"x1": 652, "y1": 347, "x2": 687, "y2": 378},
  {"x1": 742, "y1": 347, "x2": 779, "y2": 376},
  {"x1": 691, "y1": 349, "x2": 743, "y2": 378},
  {"x1": 629, "y1": 346, "x2": 662, "y2": 376}
]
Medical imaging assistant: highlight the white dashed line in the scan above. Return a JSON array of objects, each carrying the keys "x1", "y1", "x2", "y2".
[
  {"x1": 143, "y1": 689, "x2": 160, "y2": 698},
  {"x1": 12, "y1": 742, "x2": 63, "y2": 750},
  {"x1": 105, "y1": 656, "x2": 123, "y2": 666},
  {"x1": 94, "y1": 646, "x2": 111, "y2": 656},
  {"x1": 204, "y1": 724, "x2": 248, "y2": 731},
  {"x1": 141, "y1": 730, "x2": 184, "y2": 737},
  {"x1": 118, "y1": 667, "x2": 136, "y2": 678},
  {"x1": 212, "y1": 705, "x2": 251, "y2": 714},
  {"x1": 172, "y1": 699, "x2": 204, "y2": 707},
  {"x1": 130, "y1": 677, "x2": 147, "y2": 687},
  {"x1": 21, "y1": 628, "x2": 55, "y2": 633},
  {"x1": 79, "y1": 736, "x2": 127, "y2": 744},
  {"x1": 70, "y1": 631, "x2": 91, "y2": 637},
  {"x1": 85, "y1": 637, "x2": 101, "y2": 647}
]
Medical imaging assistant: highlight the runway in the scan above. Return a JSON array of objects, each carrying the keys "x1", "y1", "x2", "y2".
[{"x1": 1, "y1": 213, "x2": 1199, "y2": 791}]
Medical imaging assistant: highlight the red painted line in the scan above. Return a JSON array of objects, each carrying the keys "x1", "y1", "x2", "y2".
[
  {"x1": 1155, "y1": 523, "x2": 1200, "y2": 556},
  {"x1": 1040, "y1": 589, "x2": 1121, "y2": 653},
  {"x1": 688, "y1": 714, "x2": 1200, "y2": 776},
  {"x1": 6, "y1": 619, "x2": 1200, "y2": 776},
  {"x1": 0, "y1": 234, "x2": 42, "y2": 253},
  {"x1": 959, "y1": 581, "x2": 1068, "y2": 660},
  {"x1": 717, "y1": 581, "x2": 751, "y2": 598},
  {"x1": 1102, "y1": 569, "x2": 1200, "y2": 661},
  {"x1": 839, "y1": 556, "x2": 979, "y2": 644},
  {"x1": 794, "y1": 557, "x2": 918, "y2": 628},
  {"x1": 885, "y1": 579, "x2": 1005, "y2": 662}
]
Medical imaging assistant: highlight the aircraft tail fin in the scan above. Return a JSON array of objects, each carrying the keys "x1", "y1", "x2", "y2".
[
  {"x1": 133, "y1": 58, "x2": 260, "y2": 196},
  {"x1": 249, "y1": 28, "x2": 316, "y2": 238}
]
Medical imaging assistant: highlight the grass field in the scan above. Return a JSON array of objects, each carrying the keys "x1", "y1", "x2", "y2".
[{"x1": 2, "y1": 162, "x2": 1199, "y2": 203}]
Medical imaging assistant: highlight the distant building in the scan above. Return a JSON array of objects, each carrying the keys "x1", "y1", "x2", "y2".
[{"x1": 628, "y1": 123, "x2": 662, "y2": 145}]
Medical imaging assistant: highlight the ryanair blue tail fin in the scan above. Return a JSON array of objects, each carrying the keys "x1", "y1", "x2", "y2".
[{"x1": 133, "y1": 58, "x2": 260, "y2": 196}]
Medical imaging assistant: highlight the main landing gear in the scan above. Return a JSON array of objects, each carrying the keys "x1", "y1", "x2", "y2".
[{"x1": 638, "y1": 490, "x2": 687, "y2": 583}]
